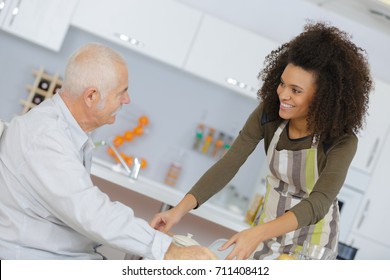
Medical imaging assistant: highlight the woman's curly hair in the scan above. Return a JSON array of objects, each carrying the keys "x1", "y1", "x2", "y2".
[{"x1": 258, "y1": 22, "x2": 373, "y2": 142}]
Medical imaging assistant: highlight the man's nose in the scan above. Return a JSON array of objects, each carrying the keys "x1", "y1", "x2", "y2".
[{"x1": 123, "y1": 92, "x2": 130, "y2": 104}]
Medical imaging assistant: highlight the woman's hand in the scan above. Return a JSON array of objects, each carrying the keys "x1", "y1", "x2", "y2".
[
  {"x1": 150, "y1": 194, "x2": 198, "y2": 233},
  {"x1": 219, "y1": 211, "x2": 299, "y2": 259},
  {"x1": 219, "y1": 227, "x2": 264, "y2": 260},
  {"x1": 150, "y1": 207, "x2": 182, "y2": 233}
]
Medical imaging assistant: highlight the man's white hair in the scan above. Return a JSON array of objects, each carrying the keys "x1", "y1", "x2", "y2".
[{"x1": 61, "y1": 43, "x2": 127, "y2": 101}]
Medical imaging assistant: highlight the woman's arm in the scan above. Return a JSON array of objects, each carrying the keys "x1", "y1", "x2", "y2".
[
  {"x1": 188, "y1": 105, "x2": 264, "y2": 206},
  {"x1": 290, "y1": 134, "x2": 358, "y2": 227},
  {"x1": 151, "y1": 105, "x2": 264, "y2": 232},
  {"x1": 150, "y1": 194, "x2": 197, "y2": 233}
]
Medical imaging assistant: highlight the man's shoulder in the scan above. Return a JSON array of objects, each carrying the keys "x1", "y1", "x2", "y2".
[{"x1": 19, "y1": 102, "x2": 68, "y2": 140}]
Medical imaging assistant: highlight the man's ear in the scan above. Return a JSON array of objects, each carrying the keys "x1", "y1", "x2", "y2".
[{"x1": 83, "y1": 87, "x2": 99, "y2": 108}]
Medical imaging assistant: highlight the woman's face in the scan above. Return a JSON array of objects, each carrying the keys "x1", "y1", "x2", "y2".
[{"x1": 277, "y1": 63, "x2": 317, "y2": 124}]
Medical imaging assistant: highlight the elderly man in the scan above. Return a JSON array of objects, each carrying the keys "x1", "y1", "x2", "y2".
[{"x1": 0, "y1": 43, "x2": 216, "y2": 260}]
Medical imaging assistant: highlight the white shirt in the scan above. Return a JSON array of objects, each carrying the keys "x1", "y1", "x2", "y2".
[{"x1": 0, "y1": 94, "x2": 172, "y2": 259}]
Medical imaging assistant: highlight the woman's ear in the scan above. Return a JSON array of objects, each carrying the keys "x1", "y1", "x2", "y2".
[{"x1": 83, "y1": 87, "x2": 99, "y2": 108}]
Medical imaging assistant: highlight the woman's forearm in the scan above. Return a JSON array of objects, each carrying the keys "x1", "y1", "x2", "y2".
[
  {"x1": 172, "y1": 193, "x2": 198, "y2": 217},
  {"x1": 257, "y1": 211, "x2": 299, "y2": 241}
]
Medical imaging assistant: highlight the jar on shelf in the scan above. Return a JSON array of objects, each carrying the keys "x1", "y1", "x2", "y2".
[{"x1": 164, "y1": 150, "x2": 185, "y2": 187}]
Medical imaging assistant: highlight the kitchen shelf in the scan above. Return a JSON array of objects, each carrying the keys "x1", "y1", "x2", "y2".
[
  {"x1": 21, "y1": 67, "x2": 62, "y2": 114},
  {"x1": 91, "y1": 157, "x2": 248, "y2": 233}
]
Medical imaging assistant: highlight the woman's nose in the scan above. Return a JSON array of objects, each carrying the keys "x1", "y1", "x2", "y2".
[{"x1": 278, "y1": 86, "x2": 290, "y2": 100}]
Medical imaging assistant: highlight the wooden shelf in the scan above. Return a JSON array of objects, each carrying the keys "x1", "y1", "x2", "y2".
[{"x1": 21, "y1": 67, "x2": 62, "y2": 114}]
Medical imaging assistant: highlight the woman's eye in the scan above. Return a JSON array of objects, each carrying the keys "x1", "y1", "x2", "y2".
[{"x1": 292, "y1": 88, "x2": 301, "y2": 94}]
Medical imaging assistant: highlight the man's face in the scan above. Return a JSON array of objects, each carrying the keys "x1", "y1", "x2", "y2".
[{"x1": 93, "y1": 63, "x2": 130, "y2": 127}]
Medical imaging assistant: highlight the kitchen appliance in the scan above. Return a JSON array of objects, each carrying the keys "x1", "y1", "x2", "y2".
[{"x1": 337, "y1": 242, "x2": 359, "y2": 260}]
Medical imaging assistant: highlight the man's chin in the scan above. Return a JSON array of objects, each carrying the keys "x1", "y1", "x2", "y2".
[
  {"x1": 113, "y1": 106, "x2": 123, "y2": 117},
  {"x1": 105, "y1": 115, "x2": 116, "y2": 125},
  {"x1": 110, "y1": 116, "x2": 117, "y2": 124}
]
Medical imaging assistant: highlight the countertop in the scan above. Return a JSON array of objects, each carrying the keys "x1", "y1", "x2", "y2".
[{"x1": 91, "y1": 157, "x2": 248, "y2": 232}]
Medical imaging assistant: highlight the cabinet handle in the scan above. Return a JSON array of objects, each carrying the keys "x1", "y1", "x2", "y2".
[
  {"x1": 0, "y1": 1, "x2": 7, "y2": 16},
  {"x1": 225, "y1": 77, "x2": 257, "y2": 93},
  {"x1": 366, "y1": 138, "x2": 379, "y2": 168},
  {"x1": 114, "y1": 32, "x2": 145, "y2": 48},
  {"x1": 8, "y1": 0, "x2": 22, "y2": 27},
  {"x1": 356, "y1": 199, "x2": 370, "y2": 230}
]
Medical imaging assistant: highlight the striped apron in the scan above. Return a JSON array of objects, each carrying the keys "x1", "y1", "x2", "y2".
[{"x1": 251, "y1": 121, "x2": 339, "y2": 260}]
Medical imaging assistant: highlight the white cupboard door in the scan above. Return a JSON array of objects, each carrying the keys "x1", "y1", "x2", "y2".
[
  {"x1": 350, "y1": 127, "x2": 390, "y2": 247},
  {"x1": 347, "y1": 233, "x2": 390, "y2": 260},
  {"x1": 1, "y1": 0, "x2": 79, "y2": 51},
  {"x1": 71, "y1": 0, "x2": 202, "y2": 68},
  {"x1": 0, "y1": 0, "x2": 13, "y2": 26},
  {"x1": 351, "y1": 79, "x2": 390, "y2": 174},
  {"x1": 184, "y1": 15, "x2": 279, "y2": 100}
]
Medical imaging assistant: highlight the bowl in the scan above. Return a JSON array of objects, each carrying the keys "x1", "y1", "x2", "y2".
[{"x1": 297, "y1": 241, "x2": 337, "y2": 260}]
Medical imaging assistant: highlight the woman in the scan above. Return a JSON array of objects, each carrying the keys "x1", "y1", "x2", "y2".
[{"x1": 151, "y1": 22, "x2": 372, "y2": 259}]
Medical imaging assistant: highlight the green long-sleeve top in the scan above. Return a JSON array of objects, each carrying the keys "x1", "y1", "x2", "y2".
[{"x1": 188, "y1": 103, "x2": 357, "y2": 228}]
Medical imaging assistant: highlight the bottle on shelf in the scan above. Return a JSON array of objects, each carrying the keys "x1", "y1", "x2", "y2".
[
  {"x1": 245, "y1": 193, "x2": 264, "y2": 226},
  {"x1": 211, "y1": 132, "x2": 225, "y2": 158},
  {"x1": 164, "y1": 150, "x2": 185, "y2": 187},
  {"x1": 193, "y1": 123, "x2": 205, "y2": 150},
  {"x1": 38, "y1": 79, "x2": 50, "y2": 91},
  {"x1": 201, "y1": 127, "x2": 215, "y2": 154}
]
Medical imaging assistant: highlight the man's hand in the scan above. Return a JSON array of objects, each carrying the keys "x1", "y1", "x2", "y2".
[{"x1": 164, "y1": 243, "x2": 218, "y2": 260}]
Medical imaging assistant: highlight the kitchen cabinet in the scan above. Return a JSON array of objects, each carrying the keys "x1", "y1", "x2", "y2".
[
  {"x1": 71, "y1": 0, "x2": 202, "y2": 68},
  {"x1": 0, "y1": 0, "x2": 79, "y2": 51},
  {"x1": 346, "y1": 233, "x2": 390, "y2": 260},
  {"x1": 337, "y1": 183, "x2": 365, "y2": 243},
  {"x1": 347, "y1": 126, "x2": 390, "y2": 259},
  {"x1": 0, "y1": 0, "x2": 12, "y2": 26},
  {"x1": 184, "y1": 15, "x2": 279, "y2": 100},
  {"x1": 350, "y1": 79, "x2": 390, "y2": 175}
]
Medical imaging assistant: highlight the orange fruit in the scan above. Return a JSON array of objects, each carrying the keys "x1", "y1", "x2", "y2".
[
  {"x1": 113, "y1": 135, "x2": 124, "y2": 147},
  {"x1": 138, "y1": 115, "x2": 149, "y2": 126},
  {"x1": 113, "y1": 155, "x2": 120, "y2": 163},
  {"x1": 125, "y1": 156, "x2": 134, "y2": 166},
  {"x1": 124, "y1": 130, "x2": 134, "y2": 141},
  {"x1": 141, "y1": 158, "x2": 147, "y2": 169},
  {"x1": 107, "y1": 147, "x2": 115, "y2": 156},
  {"x1": 133, "y1": 126, "x2": 144, "y2": 136},
  {"x1": 119, "y1": 152, "x2": 127, "y2": 161}
]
